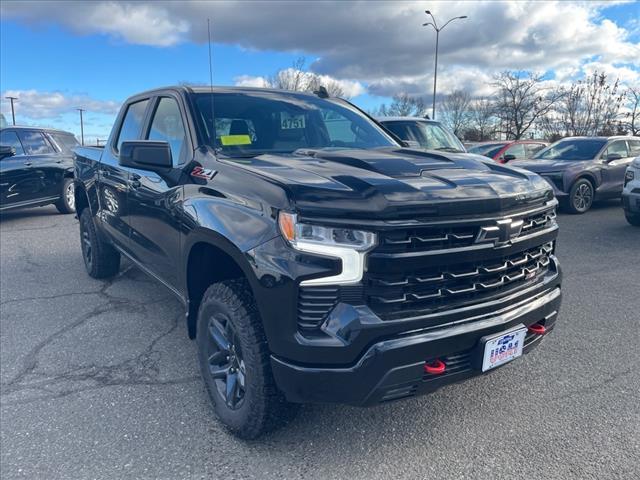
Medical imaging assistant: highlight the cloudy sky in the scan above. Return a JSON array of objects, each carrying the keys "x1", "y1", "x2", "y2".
[{"x1": 1, "y1": 0, "x2": 639, "y2": 142}]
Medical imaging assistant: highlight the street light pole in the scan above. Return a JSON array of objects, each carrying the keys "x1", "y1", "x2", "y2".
[
  {"x1": 77, "y1": 108, "x2": 85, "y2": 146},
  {"x1": 422, "y1": 11, "x2": 467, "y2": 120},
  {"x1": 6, "y1": 96, "x2": 18, "y2": 125}
]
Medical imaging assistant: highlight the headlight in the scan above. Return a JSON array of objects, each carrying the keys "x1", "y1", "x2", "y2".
[
  {"x1": 625, "y1": 169, "x2": 634, "y2": 187},
  {"x1": 278, "y1": 212, "x2": 376, "y2": 285}
]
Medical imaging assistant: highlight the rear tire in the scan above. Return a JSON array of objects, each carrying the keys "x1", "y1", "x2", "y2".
[
  {"x1": 79, "y1": 208, "x2": 121, "y2": 278},
  {"x1": 196, "y1": 279, "x2": 297, "y2": 439},
  {"x1": 625, "y1": 212, "x2": 640, "y2": 226},
  {"x1": 565, "y1": 178, "x2": 594, "y2": 214},
  {"x1": 55, "y1": 178, "x2": 76, "y2": 214}
]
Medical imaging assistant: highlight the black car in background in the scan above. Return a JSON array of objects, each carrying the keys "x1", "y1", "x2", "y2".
[
  {"x1": 0, "y1": 126, "x2": 78, "y2": 214},
  {"x1": 511, "y1": 136, "x2": 640, "y2": 214},
  {"x1": 377, "y1": 117, "x2": 466, "y2": 153}
]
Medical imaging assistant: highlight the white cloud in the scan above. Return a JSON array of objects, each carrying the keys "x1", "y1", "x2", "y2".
[
  {"x1": 2, "y1": 0, "x2": 639, "y2": 97},
  {"x1": 233, "y1": 75, "x2": 270, "y2": 88},
  {"x1": 0, "y1": 90, "x2": 120, "y2": 120}
]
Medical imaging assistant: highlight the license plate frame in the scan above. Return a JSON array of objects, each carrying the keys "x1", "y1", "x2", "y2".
[{"x1": 481, "y1": 326, "x2": 527, "y2": 372}]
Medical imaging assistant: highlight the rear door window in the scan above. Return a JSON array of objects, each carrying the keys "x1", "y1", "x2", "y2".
[
  {"x1": 0, "y1": 130, "x2": 25, "y2": 156},
  {"x1": 116, "y1": 99, "x2": 150, "y2": 152},
  {"x1": 604, "y1": 140, "x2": 628, "y2": 158},
  {"x1": 17, "y1": 130, "x2": 54, "y2": 155},
  {"x1": 626, "y1": 139, "x2": 640, "y2": 157}
]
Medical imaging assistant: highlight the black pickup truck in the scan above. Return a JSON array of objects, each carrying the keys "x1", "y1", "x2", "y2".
[{"x1": 74, "y1": 86, "x2": 562, "y2": 438}]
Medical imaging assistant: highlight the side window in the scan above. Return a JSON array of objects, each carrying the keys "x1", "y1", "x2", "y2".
[
  {"x1": 0, "y1": 130, "x2": 25, "y2": 155},
  {"x1": 604, "y1": 140, "x2": 628, "y2": 159},
  {"x1": 17, "y1": 130, "x2": 54, "y2": 155},
  {"x1": 147, "y1": 97, "x2": 187, "y2": 165},
  {"x1": 504, "y1": 143, "x2": 526, "y2": 159},
  {"x1": 626, "y1": 139, "x2": 640, "y2": 157},
  {"x1": 116, "y1": 99, "x2": 150, "y2": 152},
  {"x1": 525, "y1": 143, "x2": 545, "y2": 158}
]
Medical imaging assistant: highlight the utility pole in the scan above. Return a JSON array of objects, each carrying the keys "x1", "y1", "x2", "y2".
[
  {"x1": 422, "y1": 11, "x2": 468, "y2": 120},
  {"x1": 77, "y1": 108, "x2": 85, "y2": 146},
  {"x1": 5, "y1": 96, "x2": 18, "y2": 125}
]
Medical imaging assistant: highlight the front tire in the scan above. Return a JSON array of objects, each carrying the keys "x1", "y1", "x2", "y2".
[
  {"x1": 55, "y1": 178, "x2": 76, "y2": 214},
  {"x1": 79, "y1": 208, "x2": 121, "y2": 278},
  {"x1": 196, "y1": 279, "x2": 296, "y2": 439},
  {"x1": 625, "y1": 212, "x2": 640, "y2": 226},
  {"x1": 565, "y1": 178, "x2": 594, "y2": 214}
]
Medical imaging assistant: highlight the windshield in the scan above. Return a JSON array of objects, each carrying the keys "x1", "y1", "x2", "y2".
[
  {"x1": 381, "y1": 120, "x2": 465, "y2": 152},
  {"x1": 192, "y1": 91, "x2": 397, "y2": 156},
  {"x1": 534, "y1": 138, "x2": 607, "y2": 161}
]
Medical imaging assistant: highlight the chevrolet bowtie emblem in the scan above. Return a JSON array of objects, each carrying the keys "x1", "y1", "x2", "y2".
[{"x1": 476, "y1": 218, "x2": 524, "y2": 246}]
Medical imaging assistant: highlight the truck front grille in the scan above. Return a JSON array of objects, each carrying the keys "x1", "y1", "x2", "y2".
[
  {"x1": 375, "y1": 207, "x2": 556, "y2": 254},
  {"x1": 365, "y1": 243, "x2": 554, "y2": 321}
]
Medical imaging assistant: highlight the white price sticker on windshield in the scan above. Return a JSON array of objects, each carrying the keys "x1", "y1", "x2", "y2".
[{"x1": 280, "y1": 112, "x2": 306, "y2": 130}]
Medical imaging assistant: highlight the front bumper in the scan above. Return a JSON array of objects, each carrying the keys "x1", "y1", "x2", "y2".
[
  {"x1": 622, "y1": 176, "x2": 640, "y2": 214},
  {"x1": 271, "y1": 283, "x2": 561, "y2": 405}
]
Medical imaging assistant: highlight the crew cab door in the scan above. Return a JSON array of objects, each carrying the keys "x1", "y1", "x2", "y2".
[
  {"x1": 600, "y1": 140, "x2": 633, "y2": 195},
  {"x1": 98, "y1": 98, "x2": 151, "y2": 251},
  {"x1": 0, "y1": 129, "x2": 30, "y2": 208},
  {"x1": 127, "y1": 95, "x2": 187, "y2": 291}
]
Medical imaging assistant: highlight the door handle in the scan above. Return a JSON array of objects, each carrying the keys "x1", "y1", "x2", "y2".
[{"x1": 24, "y1": 162, "x2": 32, "y2": 166}]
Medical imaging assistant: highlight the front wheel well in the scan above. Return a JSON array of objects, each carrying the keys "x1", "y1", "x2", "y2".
[
  {"x1": 186, "y1": 242, "x2": 248, "y2": 338},
  {"x1": 74, "y1": 183, "x2": 89, "y2": 216}
]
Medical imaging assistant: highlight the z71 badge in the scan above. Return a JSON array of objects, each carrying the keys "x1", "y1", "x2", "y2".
[{"x1": 191, "y1": 166, "x2": 217, "y2": 180}]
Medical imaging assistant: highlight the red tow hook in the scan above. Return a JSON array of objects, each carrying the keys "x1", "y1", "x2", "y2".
[
  {"x1": 424, "y1": 359, "x2": 446, "y2": 375},
  {"x1": 528, "y1": 323, "x2": 546, "y2": 335}
]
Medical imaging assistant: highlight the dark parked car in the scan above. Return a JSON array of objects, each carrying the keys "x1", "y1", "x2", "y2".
[
  {"x1": 511, "y1": 136, "x2": 640, "y2": 214},
  {"x1": 377, "y1": 117, "x2": 465, "y2": 152},
  {"x1": 0, "y1": 126, "x2": 78, "y2": 213},
  {"x1": 74, "y1": 86, "x2": 561, "y2": 438},
  {"x1": 469, "y1": 140, "x2": 548, "y2": 163}
]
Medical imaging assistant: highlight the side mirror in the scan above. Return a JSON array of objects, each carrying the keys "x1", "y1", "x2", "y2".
[
  {"x1": 0, "y1": 145, "x2": 16, "y2": 160},
  {"x1": 605, "y1": 153, "x2": 622, "y2": 162},
  {"x1": 503, "y1": 154, "x2": 516, "y2": 162},
  {"x1": 119, "y1": 141, "x2": 172, "y2": 170}
]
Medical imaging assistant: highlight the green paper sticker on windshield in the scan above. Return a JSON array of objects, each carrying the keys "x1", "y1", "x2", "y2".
[{"x1": 220, "y1": 134, "x2": 252, "y2": 146}]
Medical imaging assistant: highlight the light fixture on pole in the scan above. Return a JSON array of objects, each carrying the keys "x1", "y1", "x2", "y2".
[
  {"x1": 5, "y1": 96, "x2": 18, "y2": 125},
  {"x1": 422, "y1": 11, "x2": 467, "y2": 120},
  {"x1": 77, "y1": 108, "x2": 85, "y2": 146}
]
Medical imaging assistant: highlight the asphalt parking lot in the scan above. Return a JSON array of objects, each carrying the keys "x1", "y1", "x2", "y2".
[{"x1": 0, "y1": 201, "x2": 638, "y2": 480}]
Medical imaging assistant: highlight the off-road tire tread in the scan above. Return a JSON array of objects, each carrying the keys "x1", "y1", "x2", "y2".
[{"x1": 197, "y1": 279, "x2": 296, "y2": 439}]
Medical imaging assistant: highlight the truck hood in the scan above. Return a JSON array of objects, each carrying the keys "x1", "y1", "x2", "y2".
[{"x1": 223, "y1": 147, "x2": 552, "y2": 219}]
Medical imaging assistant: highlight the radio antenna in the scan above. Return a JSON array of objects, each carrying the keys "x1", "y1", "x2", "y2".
[{"x1": 207, "y1": 18, "x2": 217, "y2": 153}]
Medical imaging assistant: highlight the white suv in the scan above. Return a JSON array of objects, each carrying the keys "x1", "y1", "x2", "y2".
[{"x1": 623, "y1": 157, "x2": 640, "y2": 226}]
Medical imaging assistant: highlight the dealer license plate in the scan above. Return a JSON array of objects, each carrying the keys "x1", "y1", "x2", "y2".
[{"x1": 482, "y1": 328, "x2": 527, "y2": 372}]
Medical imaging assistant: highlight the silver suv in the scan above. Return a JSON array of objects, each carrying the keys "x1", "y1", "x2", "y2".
[{"x1": 623, "y1": 157, "x2": 640, "y2": 226}]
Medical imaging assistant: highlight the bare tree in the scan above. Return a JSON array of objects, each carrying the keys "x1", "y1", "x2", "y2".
[
  {"x1": 492, "y1": 71, "x2": 564, "y2": 140},
  {"x1": 559, "y1": 72, "x2": 624, "y2": 136},
  {"x1": 267, "y1": 57, "x2": 351, "y2": 98},
  {"x1": 622, "y1": 86, "x2": 640, "y2": 136},
  {"x1": 376, "y1": 93, "x2": 427, "y2": 117},
  {"x1": 468, "y1": 97, "x2": 497, "y2": 141},
  {"x1": 440, "y1": 90, "x2": 471, "y2": 136}
]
